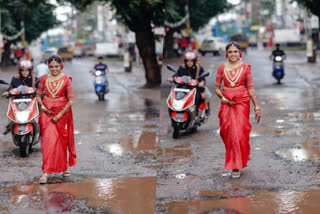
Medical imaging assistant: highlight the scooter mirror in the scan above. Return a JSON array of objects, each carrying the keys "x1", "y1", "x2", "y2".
[
  {"x1": 167, "y1": 65, "x2": 176, "y2": 73},
  {"x1": 198, "y1": 72, "x2": 211, "y2": 80},
  {"x1": 0, "y1": 79, "x2": 9, "y2": 85}
]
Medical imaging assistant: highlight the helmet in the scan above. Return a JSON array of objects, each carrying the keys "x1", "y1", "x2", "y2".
[
  {"x1": 18, "y1": 60, "x2": 33, "y2": 71},
  {"x1": 184, "y1": 52, "x2": 197, "y2": 61}
]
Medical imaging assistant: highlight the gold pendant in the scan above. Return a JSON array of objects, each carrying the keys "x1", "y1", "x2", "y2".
[{"x1": 231, "y1": 83, "x2": 235, "y2": 86}]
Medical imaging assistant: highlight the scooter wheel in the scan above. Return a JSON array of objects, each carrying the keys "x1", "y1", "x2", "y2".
[
  {"x1": 19, "y1": 135, "x2": 30, "y2": 157},
  {"x1": 173, "y1": 127, "x2": 180, "y2": 139}
]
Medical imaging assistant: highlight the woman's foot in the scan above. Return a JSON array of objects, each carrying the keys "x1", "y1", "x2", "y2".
[
  {"x1": 63, "y1": 170, "x2": 71, "y2": 177},
  {"x1": 231, "y1": 170, "x2": 240, "y2": 178},
  {"x1": 39, "y1": 173, "x2": 48, "y2": 184}
]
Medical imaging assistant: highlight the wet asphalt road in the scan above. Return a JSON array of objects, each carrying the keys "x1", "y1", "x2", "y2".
[
  {"x1": 158, "y1": 48, "x2": 320, "y2": 213},
  {"x1": 0, "y1": 48, "x2": 320, "y2": 213}
]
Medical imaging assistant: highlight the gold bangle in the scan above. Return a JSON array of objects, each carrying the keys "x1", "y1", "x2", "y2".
[
  {"x1": 221, "y1": 96, "x2": 227, "y2": 103},
  {"x1": 41, "y1": 105, "x2": 46, "y2": 111}
]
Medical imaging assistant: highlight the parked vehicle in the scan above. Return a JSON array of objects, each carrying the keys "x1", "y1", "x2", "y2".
[
  {"x1": 198, "y1": 37, "x2": 227, "y2": 56},
  {"x1": 42, "y1": 47, "x2": 58, "y2": 61},
  {"x1": 92, "y1": 69, "x2": 109, "y2": 100},
  {"x1": 73, "y1": 46, "x2": 84, "y2": 58},
  {"x1": 230, "y1": 34, "x2": 249, "y2": 53},
  {"x1": 6, "y1": 85, "x2": 40, "y2": 157},
  {"x1": 85, "y1": 46, "x2": 95, "y2": 56},
  {"x1": 57, "y1": 46, "x2": 73, "y2": 62},
  {"x1": 95, "y1": 42, "x2": 121, "y2": 57},
  {"x1": 166, "y1": 65, "x2": 210, "y2": 139}
]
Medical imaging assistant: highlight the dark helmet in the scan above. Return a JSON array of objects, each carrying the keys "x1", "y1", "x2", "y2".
[{"x1": 18, "y1": 60, "x2": 33, "y2": 71}]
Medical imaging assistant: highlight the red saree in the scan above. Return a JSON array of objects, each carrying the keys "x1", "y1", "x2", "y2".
[
  {"x1": 215, "y1": 63, "x2": 253, "y2": 170},
  {"x1": 37, "y1": 74, "x2": 76, "y2": 174}
]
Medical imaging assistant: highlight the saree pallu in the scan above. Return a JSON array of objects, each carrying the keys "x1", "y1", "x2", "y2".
[
  {"x1": 39, "y1": 97, "x2": 76, "y2": 173},
  {"x1": 218, "y1": 87, "x2": 251, "y2": 170}
]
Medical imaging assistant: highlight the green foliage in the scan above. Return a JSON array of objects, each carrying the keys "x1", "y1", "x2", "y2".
[
  {"x1": 63, "y1": 0, "x2": 164, "y2": 31},
  {"x1": 165, "y1": 0, "x2": 230, "y2": 31},
  {"x1": 0, "y1": 0, "x2": 59, "y2": 42},
  {"x1": 295, "y1": 0, "x2": 320, "y2": 17}
]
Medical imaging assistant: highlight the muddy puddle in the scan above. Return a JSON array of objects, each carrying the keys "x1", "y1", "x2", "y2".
[
  {"x1": 157, "y1": 143, "x2": 193, "y2": 164},
  {"x1": 144, "y1": 124, "x2": 158, "y2": 129},
  {"x1": 5, "y1": 176, "x2": 156, "y2": 214},
  {"x1": 0, "y1": 141, "x2": 13, "y2": 148},
  {"x1": 250, "y1": 127, "x2": 300, "y2": 137},
  {"x1": 158, "y1": 189, "x2": 320, "y2": 214},
  {"x1": 276, "y1": 141, "x2": 320, "y2": 162},
  {"x1": 99, "y1": 131, "x2": 158, "y2": 156},
  {"x1": 288, "y1": 112, "x2": 320, "y2": 121},
  {"x1": 110, "y1": 112, "x2": 156, "y2": 121}
]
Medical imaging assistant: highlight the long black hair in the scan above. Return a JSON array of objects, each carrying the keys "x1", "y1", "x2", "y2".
[
  {"x1": 47, "y1": 55, "x2": 63, "y2": 64},
  {"x1": 226, "y1": 41, "x2": 241, "y2": 52}
]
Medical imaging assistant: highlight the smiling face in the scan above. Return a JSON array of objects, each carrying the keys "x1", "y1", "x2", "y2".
[
  {"x1": 21, "y1": 68, "x2": 30, "y2": 78},
  {"x1": 48, "y1": 60, "x2": 62, "y2": 76},
  {"x1": 186, "y1": 60, "x2": 194, "y2": 68},
  {"x1": 227, "y1": 44, "x2": 241, "y2": 63}
]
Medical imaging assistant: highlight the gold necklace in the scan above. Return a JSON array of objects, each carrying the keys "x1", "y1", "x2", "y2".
[
  {"x1": 224, "y1": 63, "x2": 243, "y2": 87},
  {"x1": 46, "y1": 73, "x2": 65, "y2": 98}
]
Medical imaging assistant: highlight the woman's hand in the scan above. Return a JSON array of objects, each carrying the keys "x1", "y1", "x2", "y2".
[
  {"x1": 198, "y1": 81, "x2": 205, "y2": 88},
  {"x1": 51, "y1": 113, "x2": 62, "y2": 123},
  {"x1": 254, "y1": 106, "x2": 261, "y2": 123},
  {"x1": 226, "y1": 99, "x2": 236, "y2": 107},
  {"x1": 222, "y1": 96, "x2": 236, "y2": 107},
  {"x1": 2, "y1": 91, "x2": 9, "y2": 97},
  {"x1": 41, "y1": 105, "x2": 53, "y2": 115}
]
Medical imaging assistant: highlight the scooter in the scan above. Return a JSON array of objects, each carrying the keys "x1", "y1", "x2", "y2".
[
  {"x1": 6, "y1": 85, "x2": 40, "y2": 157},
  {"x1": 166, "y1": 65, "x2": 210, "y2": 139},
  {"x1": 93, "y1": 69, "x2": 109, "y2": 101},
  {"x1": 272, "y1": 55, "x2": 285, "y2": 84}
]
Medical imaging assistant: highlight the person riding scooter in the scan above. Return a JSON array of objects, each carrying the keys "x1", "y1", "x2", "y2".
[
  {"x1": 168, "y1": 52, "x2": 206, "y2": 116},
  {"x1": 2, "y1": 60, "x2": 37, "y2": 135},
  {"x1": 270, "y1": 44, "x2": 286, "y2": 84},
  {"x1": 270, "y1": 43, "x2": 286, "y2": 60},
  {"x1": 92, "y1": 56, "x2": 109, "y2": 75},
  {"x1": 91, "y1": 56, "x2": 109, "y2": 100}
]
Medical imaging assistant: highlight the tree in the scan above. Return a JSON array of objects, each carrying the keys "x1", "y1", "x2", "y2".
[
  {"x1": 63, "y1": 0, "x2": 164, "y2": 86},
  {"x1": 164, "y1": 0, "x2": 230, "y2": 56},
  {"x1": 294, "y1": 0, "x2": 320, "y2": 22},
  {"x1": 0, "y1": 0, "x2": 58, "y2": 64},
  {"x1": 294, "y1": 0, "x2": 320, "y2": 62}
]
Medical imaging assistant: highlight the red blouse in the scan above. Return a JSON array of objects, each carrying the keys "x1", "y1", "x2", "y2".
[
  {"x1": 37, "y1": 74, "x2": 74, "y2": 100},
  {"x1": 215, "y1": 63, "x2": 254, "y2": 89}
]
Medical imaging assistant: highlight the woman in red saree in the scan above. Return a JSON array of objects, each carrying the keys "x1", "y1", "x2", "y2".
[
  {"x1": 36, "y1": 55, "x2": 76, "y2": 184},
  {"x1": 215, "y1": 41, "x2": 261, "y2": 178}
]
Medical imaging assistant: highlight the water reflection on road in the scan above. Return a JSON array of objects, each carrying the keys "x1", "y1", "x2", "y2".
[{"x1": 4, "y1": 176, "x2": 156, "y2": 213}]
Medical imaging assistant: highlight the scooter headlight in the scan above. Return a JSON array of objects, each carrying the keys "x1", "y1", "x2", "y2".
[
  {"x1": 15, "y1": 111, "x2": 30, "y2": 123},
  {"x1": 95, "y1": 70, "x2": 102, "y2": 76},
  {"x1": 275, "y1": 56, "x2": 282, "y2": 62},
  {"x1": 172, "y1": 100, "x2": 184, "y2": 110}
]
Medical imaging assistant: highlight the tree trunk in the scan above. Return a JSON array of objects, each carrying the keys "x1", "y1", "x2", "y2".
[
  {"x1": 164, "y1": 28, "x2": 174, "y2": 58},
  {"x1": 1, "y1": 40, "x2": 13, "y2": 65},
  {"x1": 135, "y1": 29, "x2": 161, "y2": 86}
]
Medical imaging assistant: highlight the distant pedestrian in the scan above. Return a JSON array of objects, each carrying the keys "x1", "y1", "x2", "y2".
[
  {"x1": 35, "y1": 60, "x2": 50, "y2": 79},
  {"x1": 215, "y1": 41, "x2": 261, "y2": 178}
]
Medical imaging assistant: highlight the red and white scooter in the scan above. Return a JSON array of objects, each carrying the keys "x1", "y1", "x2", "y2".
[
  {"x1": 6, "y1": 85, "x2": 40, "y2": 157},
  {"x1": 166, "y1": 65, "x2": 210, "y2": 139}
]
